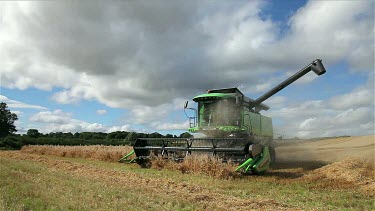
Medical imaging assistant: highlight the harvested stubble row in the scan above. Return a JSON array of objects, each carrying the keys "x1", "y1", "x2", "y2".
[
  {"x1": 150, "y1": 155, "x2": 239, "y2": 179},
  {"x1": 21, "y1": 145, "x2": 239, "y2": 179}
]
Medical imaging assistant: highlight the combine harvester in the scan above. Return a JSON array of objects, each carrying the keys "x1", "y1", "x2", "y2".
[{"x1": 120, "y1": 59, "x2": 326, "y2": 174}]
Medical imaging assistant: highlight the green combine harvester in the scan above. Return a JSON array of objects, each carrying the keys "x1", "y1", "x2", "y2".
[{"x1": 120, "y1": 59, "x2": 326, "y2": 174}]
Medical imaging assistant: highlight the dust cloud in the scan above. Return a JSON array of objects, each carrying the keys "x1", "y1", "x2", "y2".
[{"x1": 272, "y1": 135, "x2": 375, "y2": 170}]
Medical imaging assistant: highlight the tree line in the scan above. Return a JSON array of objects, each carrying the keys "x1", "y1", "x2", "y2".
[{"x1": 0, "y1": 102, "x2": 192, "y2": 150}]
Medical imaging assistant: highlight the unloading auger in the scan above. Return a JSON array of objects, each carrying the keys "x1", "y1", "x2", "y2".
[{"x1": 120, "y1": 59, "x2": 326, "y2": 174}]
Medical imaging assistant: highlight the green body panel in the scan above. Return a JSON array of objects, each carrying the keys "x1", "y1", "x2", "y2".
[
  {"x1": 242, "y1": 110, "x2": 273, "y2": 137},
  {"x1": 235, "y1": 157, "x2": 254, "y2": 172},
  {"x1": 118, "y1": 150, "x2": 136, "y2": 163},
  {"x1": 188, "y1": 126, "x2": 199, "y2": 133},
  {"x1": 248, "y1": 111, "x2": 261, "y2": 135},
  {"x1": 261, "y1": 116, "x2": 273, "y2": 137},
  {"x1": 252, "y1": 146, "x2": 271, "y2": 173},
  {"x1": 235, "y1": 146, "x2": 270, "y2": 173}
]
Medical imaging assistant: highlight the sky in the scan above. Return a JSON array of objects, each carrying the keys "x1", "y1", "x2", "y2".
[{"x1": 0, "y1": 0, "x2": 374, "y2": 138}]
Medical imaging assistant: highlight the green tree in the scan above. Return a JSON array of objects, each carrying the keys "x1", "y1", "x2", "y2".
[
  {"x1": 179, "y1": 132, "x2": 193, "y2": 138},
  {"x1": 0, "y1": 102, "x2": 18, "y2": 137},
  {"x1": 27, "y1": 129, "x2": 40, "y2": 138},
  {"x1": 2, "y1": 136, "x2": 22, "y2": 149},
  {"x1": 149, "y1": 132, "x2": 162, "y2": 138},
  {"x1": 62, "y1": 132, "x2": 73, "y2": 139}
]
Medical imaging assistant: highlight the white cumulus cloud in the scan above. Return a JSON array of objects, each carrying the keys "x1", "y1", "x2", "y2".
[
  {"x1": 265, "y1": 82, "x2": 374, "y2": 138},
  {"x1": 0, "y1": 1, "x2": 373, "y2": 137},
  {"x1": 29, "y1": 109, "x2": 132, "y2": 133},
  {"x1": 1, "y1": 1, "x2": 372, "y2": 109},
  {"x1": 0, "y1": 95, "x2": 47, "y2": 109},
  {"x1": 96, "y1": 109, "x2": 107, "y2": 115}
]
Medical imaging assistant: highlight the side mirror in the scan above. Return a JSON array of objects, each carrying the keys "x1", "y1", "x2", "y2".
[{"x1": 184, "y1": 101, "x2": 189, "y2": 108}]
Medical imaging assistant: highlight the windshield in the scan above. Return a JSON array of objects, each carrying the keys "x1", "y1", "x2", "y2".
[{"x1": 198, "y1": 98, "x2": 240, "y2": 127}]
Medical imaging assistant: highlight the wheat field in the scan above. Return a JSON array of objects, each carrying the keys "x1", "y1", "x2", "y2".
[
  {"x1": 21, "y1": 145, "x2": 133, "y2": 162},
  {"x1": 1, "y1": 135, "x2": 373, "y2": 210}
]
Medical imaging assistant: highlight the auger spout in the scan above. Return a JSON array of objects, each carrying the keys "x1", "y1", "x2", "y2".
[{"x1": 254, "y1": 59, "x2": 326, "y2": 106}]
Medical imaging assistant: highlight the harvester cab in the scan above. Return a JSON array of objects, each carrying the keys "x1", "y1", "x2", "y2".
[
  {"x1": 186, "y1": 87, "x2": 271, "y2": 138},
  {"x1": 122, "y1": 59, "x2": 326, "y2": 174}
]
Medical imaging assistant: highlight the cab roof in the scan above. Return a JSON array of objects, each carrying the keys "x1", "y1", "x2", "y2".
[
  {"x1": 193, "y1": 87, "x2": 270, "y2": 111},
  {"x1": 193, "y1": 93, "x2": 234, "y2": 102}
]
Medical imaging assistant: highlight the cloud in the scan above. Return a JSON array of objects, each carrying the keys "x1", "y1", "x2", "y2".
[
  {"x1": 206, "y1": 1, "x2": 374, "y2": 73},
  {"x1": 0, "y1": 95, "x2": 47, "y2": 109},
  {"x1": 127, "y1": 104, "x2": 170, "y2": 124},
  {"x1": 295, "y1": 107, "x2": 372, "y2": 138},
  {"x1": 10, "y1": 110, "x2": 23, "y2": 116},
  {"x1": 151, "y1": 120, "x2": 190, "y2": 131},
  {"x1": 2, "y1": 1, "x2": 372, "y2": 110},
  {"x1": 29, "y1": 110, "x2": 98, "y2": 133},
  {"x1": 28, "y1": 109, "x2": 134, "y2": 133},
  {"x1": 262, "y1": 96, "x2": 287, "y2": 109},
  {"x1": 107, "y1": 125, "x2": 132, "y2": 133},
  {"x1": 124, "y1": 98, "x2": 186, "y2": 127},
  {"x1": 96, "y1": 109, "x2": 107, "y2": 115},
  {"x1": 1, "y1": 1, "x2": 373, "y2": 137},
  {"x1": 329, "y1": 87, "x2": 373, "y2": 110},
  {"x1": 264, "y1": 82, "x2": 374, "y2": 138},
  {"x1": 30, "y1": 110, "x2": 76, "y2": 124},
  {"x1": 285, "y1": 1, "x2": 374, "y2": 72}
]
